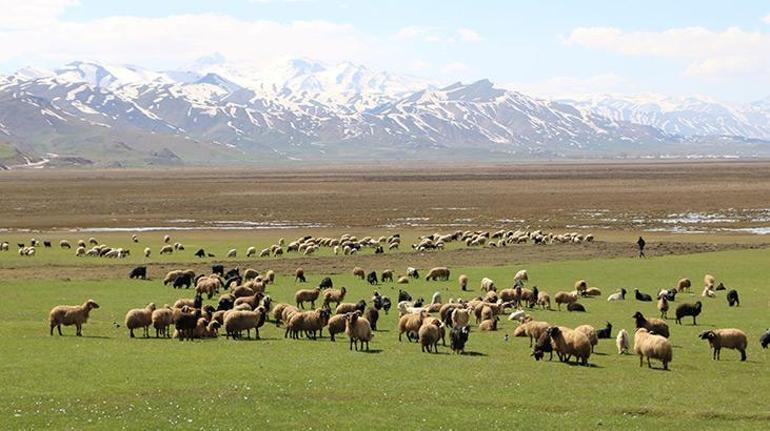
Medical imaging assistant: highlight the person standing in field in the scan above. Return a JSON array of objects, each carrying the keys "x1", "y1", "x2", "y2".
[{"x1": 637, "y1": 236, "x2": 646, "y2": 258}]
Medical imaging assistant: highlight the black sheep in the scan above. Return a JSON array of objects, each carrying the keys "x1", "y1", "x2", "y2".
[
  {"x1": 527, "y1": 286, "x2": 540, "y2": 308},
  {"x1": 175, "y1": 308, "x2": 200, "y2": 341},
  {"x1": 43, "y1": 241, "x2": 51, "y2": 248},
  {"x1": 367, "y1": 271, "x2": 378, "y2": 285},
  {"x1": 450, "y1": 325, "x2": 470, "y2": 354},
  {"x1": 715, "y1": 282, "x2": 726, "y2": 291},
  {"x1": 295, "y1": 271, "x2": 306, "y2": 283},
  {"x1": 567, "y1": 302, "x2": 586, "y2": 312},
  {"x1": 224, "y1": 275, "x2": 242, "y2": 289},
  {"x1": 129, "y1": 266, "x2": 147, "y2": 280},
  {"x1": 374, "y1": 246, "x2": 384, "y2": 254},
  {"x1": 372, "y1": 292, "x2": 383, "y2": 310},
  {"x1": 596, "y1": 322, "x2": 613, "y2": 339},
  {"x1": 413, "y1": 297, "x2": 424, "y2": 308},
  {"x1": 532, "y1": 331, "x2": 553, "y2": 361},
  {"x1": 353, "y1": 300, "x2": 367, "y2": 314},
  {"x1": 212, "y1": 264, "x2": 224, "y2": 276},
  {"x1": 398, "y1": 289, "x2": 412, "y2": 302},
  {"x1": 382, "y1": 297, "x2": 392, "y2": 314},
  {"x1": 760, "y1": 329, "x2": 770, "y2": 349},
  {"x1": 635, "y1": 289, "x2": 652, "y2": 302},
  {"x1": 173, "y1": 273, "x2": 193, "y2": 289},
  {"x1": 319, "y1": 277, "x2": 333, "y2": 289},
  {"x1": 224, "y1": 267, "x2": 240, "y2": 280},
  {"x1": 726, "y1": 290, "x2": 740, "y2": 307},
  {"x1": 665, "y1": 289, "x2": 677, "y2": 302},
  {"x1": 675, "y1": 301, "x2": 702, "y2": 325},
  {"x1": 365, "y1": 307, "x2": 379, "y2": 331},
  {"x1": 217, "y1": 296, "x2": 234, "y2": 311},
  {"x1": 195, "y1": 249, "x2": 206, "y2": 258}
]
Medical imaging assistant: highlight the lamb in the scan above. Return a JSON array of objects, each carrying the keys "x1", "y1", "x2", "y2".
[
  {"x1": 125, "y1": 303, "x2": 157, "y2": 338},
  {"x1": 336, "y1": 300, "x2": 366, "y2": 315},
  {"x1": 479, "y1": 317, "x2": 499, "y2": 331},
  {"x1": 632, "y1": 311, "x2": 670, "y2": 338},
  {"x1": 418, "y1": 319, "x2": 442, "y2": 353},
  {"x1": 726, "y1": 289, "x2": 740, "y2": 307},
  {"x1": 657, "y1": 294, "x2": 669, "y2": 319},
  {"x1": 326, "y1": 314, "x2": 347, "y2": 341},
  {"x1": 575, "y1": 324, "x2": 598, "y2": 352},
  {"x1": 364, "y1": 307, "x2": 379, "y2": 331},
  {"x1": 224, "y1": 306, "x2": 267, "y2": 339},
  {"x1": 345, "y1": 311, "x2": 374, "y2": 351},
  {"x1": 425, "y1": 267, "x2": 450, "y2": 281},
  {"x1": 352, "y1": 267, "x2": 365, "y2": 280},
  {"x1": 699, "y1": 329, "x2": 748, "y2": 361},
  {"x1": 49, "y1": 299, "x2": 99, "y2": 336},
  {"x1": 407, "y1": 267, "x2": 419, "y2": 279},
  {"x1": 675, "y1": 301, "x2": 702, "y2": 325},
  {"x1": 323, "y1": 287, "x2": 347, "y2": 308},
  {"x1": 554, "y1": 291, "x2": 578, "y2": 311},
  {"x1": 547, "y1": 326, "x2": 591, "y2": 366},
  {"x1": 616, "y1": 329, "x2": 630, "y2": 354},
  {"x1": 151, "y1": 305, "x2": 174, "y2": 338},
  {"x1": 450, "y1": 325, "x2": 470, "y2": 354},
  {"x1": 676, "y1": 278, "x2": 691, "y2": 292},
  {"x1": 295, "y1": 288, "x2": 321, "y2": 309},
  {"x1": 398, "y1": 311, "x2": 427, "y2": 342},
  {"x1": 596, "y1": 322, "x2": 613, "y2": 339},
  {"x1": 160, "y1": 245, "x2": 173, "y2": 255},
  {"x1": 458, "y1": 274, "x2": 468, "y2": 290},
  {"x1": 760, "y1": 329, "x2": 770, "y2": 349},
  {"x1": 635, "y1": 289, "x2": 652, "y2": 302},
  {"x1": 567, "y1": 302, "x2": 586, "y2": 312},
  {"x1": 480, "y1": 277, "x2": 496, "y2": 292},
  {"x1": 607, "y1": 288, "x2": 627, "y2": 302},
  {"x1": 634, "y1": 328, "x2": 672, "y2": 370},
  {"x1": 284, "y1": 308, "x2": 330, "y2": 340},
  {"x1": 536, "y1": 292, "x2": 551, "y2": 310},
  {"x1": 295, "y1": 267, "x2": 306, "y2": 283}
]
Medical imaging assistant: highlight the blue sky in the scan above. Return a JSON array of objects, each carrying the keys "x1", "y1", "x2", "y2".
[{"x1": 2, "y1": 0, "x2": 769, "y2": 102}]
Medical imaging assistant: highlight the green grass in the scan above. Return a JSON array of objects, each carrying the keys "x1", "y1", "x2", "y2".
[{"x1": 1, "y1": 248, "x2": 769, "y2": 430}]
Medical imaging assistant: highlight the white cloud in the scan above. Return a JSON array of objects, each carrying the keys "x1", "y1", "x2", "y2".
[
  {"x1": 0, "y1": 0, "x2": 79, "y2": 30},
  {"x1": 457, "y1": 28, "x2": 482, "y2": 42},
  {"x1": 565, "y1": 25, "x2": 770, "y2": 79},
  {"x1": 763, "y1": 14, "x2": 770, "y2": 24},
  {"x1": 508, "y1": 73, "x2": 631, "y2": 99},
  {"x1": 441, "y1": 62, "x2": 469, "y2": 75}
]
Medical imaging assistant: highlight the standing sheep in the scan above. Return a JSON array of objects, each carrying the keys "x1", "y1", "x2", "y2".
[
  {"x1": 345, "y1": 311, "x2": 374, "y2": 351},
  {"x1": 554, "y1": 291, "x2": 578, "y2": 311},
  {"x1": 323, "y1": 287, "x2": 347, "y2": 308},
  {"x1": 634, "y1": 328, "x2": 673, "y2": 370},
  {"x1": 151, "y1": 305, "x2": 174, "y2": 338},
  {"x1": 425, "y1": 267, "x2": 450, "y2": 281},
  {"x1": 657, "y1": 294, "x2": 669, "y2": 319},
  {"x1": 458, "y1": 274, "x2": 468, "y2": 291},
  {"x1": 726, "y1": 290, "x2": 740, "y2": 307},
  {"x1": 125, "y1": 303, "x2": 157, "y2": 338},
  {"x1": 677, "y1": 278, "x2": 691, "y2": 292},
  {"x1": 159, "y1": 245, "x2": 173, "y2": 255},
  {"x1": 616, "y1": 329, "x2": 630, "y2": 354},
  {"x1": 675, "y1": 301, "x2": 702, "y2": 325},
  {"x1": 49, "y1": 299, "x2": 100, "y2": 336},
  {"x1": 575, "y1": 324, "x2": 599, "y2": 353},
  {"x1": 295, "y1": 288, "x2": 321, "y2": 309},
  {"x1": 295, "y1": 267, "x2": 306, "y2": 283},
  {"x1": 699, "y1": 329, "x2": 748, "y2": 361},
  {"x1": 547, "y1": 326, "x2": 591, "y2": 366},
  {"x1": 632, "y1": 311, "x2": 670, "y2": 338},
  {"x1": 352, "y1": 267, "x2": 366, "y2": 280},
  {"x1": 418, "y1": 319, "x2": 442, "y2": 353}
]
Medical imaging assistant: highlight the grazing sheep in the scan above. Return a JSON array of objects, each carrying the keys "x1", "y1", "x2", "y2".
[
  {"x1": 634, "y1": 328, "x2": 673, "y2": 370},
  {"x1": 163, "y1": 234, "x2": 171, "y2": 243},
  {"x1": 49, "y1": 299, "x2": 100, "y2": 336},
  {"x1": 658, "y1": 295, "x2": 669, "y2": 319},
  {"x1": 345, "y1": 311, "x2": 374, "y2": 351},
  {"x1": 284, "y1": 308, "x2": 330, "y2": 340},
  {"x1": 336, "y1": 300, "x2": 366, "y2": 315},
  {"x1": 397, "y1": 276, "x2": 409, "y2": 284},
  {"x1": 224, "y1": 306, "x2": 267, "y2": 339},
  {"x1": 265, "y1": 270, "x2": 276, "y2": 284},
  {"x1": 352, "y1": 267, "x2": 365, "y2": 280},
  {"x1": 125, "y1": 303, "x2": 157, "y2": 338},
  {"x1": 532, "y1": 331, "x2": 554, "y2": 361},
  {"x1": 327, "y1": 314, "x2": 347, "y2": 341},
  {"x1": 726, "y1": 290, "x2": 740, "y2": 307},
  {"x1": 699, "y1": 329, "x2": 748, "y2": 361},
  {"x1": 174, "y1": 307, "x2": 200, "y2": 341},
  {"x1": 143, "y1": 247, "x2": 151, "y2": 258},
  {"x1": 407, "y1": 267, "x2": 419, "y2": 279},
  {"x1": 675, "y1": 301, "x2": 702, "y2": 325},
  {"x1": 536, "y1": 292, "x2": 551, "y2": 310},
  {"x1": 418, "y1": 319, "x2": 442, "y2": 353},
  {"x1": 159, "y1": 245, "x2": 173, "y2": 255},
  {"x1": 547, "y1": 326, "x2": 591, "y2": 366},
  {"x1": 635, "y1": 289, "x2": 652, "y2": 302},
  {"x1": 242, "y1": 269, "x2": 259, "y2": 281},
  {"x1": 458, "y1": 274, "x2": 468, "y2": 291},
  {"x1": 131, "y1": 234, "x2": 138, "y2": 243},
  {"x1": 574, "y1": 280, "x2": 588, "y2": 294},
  {"x1": 59, "y1": 240, "x2": 71, "y2": 249},
  {"x1": 704, "y1": 274, "x2": 716, "y2": 289},
  {"x1": 75, "y1": 246, "x2": 86, "y2": 256},
  {"x1": 295, "y1": 288, "x2": 321, "y2": 309},
  {"x1": 364, "y1": 307, "x2": 379, "y2": 331},
  {"x1": 398, "y1": 290, "x2": 412, "y2": 302},
  {"x1": 295, "y1": 268, "x2": 306, "y2": 283},
  {"x1": 759, "y1": 329, "x2": 770, "y2": 349},
  {"x1": 514, "y1": 269, "x2": 529, "y2": 284},
  {"x1": 479, "y1": 317, "x2": 499, "y2": 331},
  {"x1": 398, "y1": 311, "x2": 427, "y2": 342},
  {"x1": 677, "y1": 278, "x2": 692, "y2": 292},
  {"x1": 596, "y1": 322, "x2": 613, "y2": 339},
  {"x1": 323, "y1": 287, "x2": 347, "y2": 308},
  {"x1": 426, "y1": 267, "x2": 450, "y2": 281},
  {"x1": 616, "y1": 329, "x2": 630, "y2": 354},
  {"x1": 78, "y1": 239, "x2": 86, "y2": 248},
  {"x1": 319, "y1": 276, "x2": 333, "y2": 289},
  {"x1": 246, "y1": 247, "x2": 256, "y2": 257},
  {"x1": 367, "y1": 271, "x2": 378, "y2": 285},
  {"x1": 480, "y1": 277, "x2": 496, "y2": 292},
  {"x1": 518, "y1": 320, "x2": 551, "y2": 347},
  {"x1": 151, "y1": 305, "x2": 174, "y2": 338},
  {"x1": 554, "y1": 291, "x2": 578, "y2": 311},
  {"x1": 89, "y1": 237, "x2": 98, "y2": 245},
  {"x1": 129, "y1": 266, "x2": 147, "y2": 280},
  {"x1": 632, "y1": 311, "x2": 670, "y2": 338},
  {"x1": 381, "y1": 269, "x2": 394, "y2": 283},
  {"x1": 450, "y1": 325, "x2": 470, "y2": 354},
  {"x1": 567, "y1": 302, "x2": 586, "y2": 312},
  {"x1": 607, "y1": 288, "x2": 627, "y2": 301},
  {"x1": 575, "y1": 325, "x2": 598, "y2": 352},
  {"x1": 226, "y1": 249, "x2": 237, "y2": 258}
]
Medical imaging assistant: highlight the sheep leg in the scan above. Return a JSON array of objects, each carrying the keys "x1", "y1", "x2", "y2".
[
  {"x1": 129, "y1": 328, "x2": 135, "y2": 338},
  {"x1": 284, "y1": 327, "x2": 290, "y2": 338},
  {"x1": 255, "y1": 329, "x2": 260, "y2": 340},
  {"x1": 76, "y1": 324, "x2": 82, "y2": 336},
  {"x1": 739, "y1": 349, "x2": 746, "y2": 361},
  {"x1": 639, "y1": 355, "x2": 644, "y2": 367},
  {"x1": 647, "y1": 358, "x2": 652, "y2": 368},
  {"x1": 349, "y1": 338, "x2": 354, "y2": 350},
  {"x1": 692, "y1": 316, "x2": 697, "y2": 325}
]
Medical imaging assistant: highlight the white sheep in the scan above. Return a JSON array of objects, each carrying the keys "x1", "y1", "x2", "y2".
[
  {"x1": 246, "y1": 246, "x2": 256, "y2": 257},
  {"x1": 634, "y1": 328, "x2": 672, "y2": 370},
  {"x1": 226, "y1": 248, "x2": 237, "y2": 258},
  {"x1": 616, "y1": 329, "x2": 630, "y2": 354},
  {"x1": 125, "y1": 303, "x2": 157, "y2": 338}
]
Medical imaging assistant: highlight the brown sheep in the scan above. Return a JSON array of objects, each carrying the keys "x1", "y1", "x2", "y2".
[{"x1": 49, "y1": 299, "x2": 100, "y2": 336}]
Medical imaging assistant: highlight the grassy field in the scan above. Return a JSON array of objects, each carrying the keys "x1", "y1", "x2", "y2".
[{"x1": 1, "y1": 246, "x2": 769, "y2": 430}]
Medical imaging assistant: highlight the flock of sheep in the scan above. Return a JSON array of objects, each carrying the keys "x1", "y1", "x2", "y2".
[{"x1": 46, "y1": 248, "x2": 770, "y2": 366}]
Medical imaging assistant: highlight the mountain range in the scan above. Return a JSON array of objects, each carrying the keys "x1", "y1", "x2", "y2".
[{"x1": 1, "y1": 57, "x2": 769, "y2": 168}]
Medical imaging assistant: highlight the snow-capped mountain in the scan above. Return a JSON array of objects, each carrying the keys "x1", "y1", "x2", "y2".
[
  {"x1": 566, "y1": 94, "x2": 770, "y2": 140},
  {"x1": 0, "y1": 58, "x2": 768, "y2": 166}
]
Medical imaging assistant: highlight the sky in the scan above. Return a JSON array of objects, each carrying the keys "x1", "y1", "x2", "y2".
[{"x1": 1, "y1": 0, "x2": 769, "y2": 102}]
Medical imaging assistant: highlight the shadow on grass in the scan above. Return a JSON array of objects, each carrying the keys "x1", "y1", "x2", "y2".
[
  {"x1": 357, "y1": 349, "x2": 383, "y2": 354},
  {"x1": 460, "y1": 351, "x2": 487, "y2": 357}
]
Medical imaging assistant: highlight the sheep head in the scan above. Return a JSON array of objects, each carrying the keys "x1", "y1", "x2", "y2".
[
  {"x1": 699, "y1": 330, "x2": 716, "y2": 341},
  {"x1": 85, "y1": 300, "x2": 100, "y2": 310}
]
